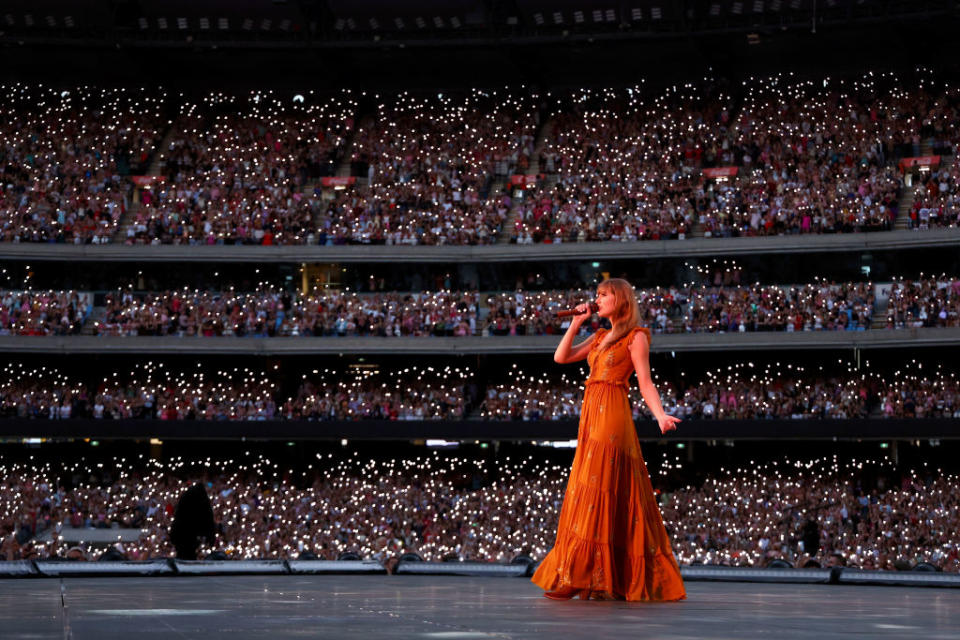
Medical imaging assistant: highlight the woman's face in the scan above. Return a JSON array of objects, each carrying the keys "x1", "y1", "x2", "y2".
[{"x1": 595, "y1": 287, "x2": 615, "y2": 319}]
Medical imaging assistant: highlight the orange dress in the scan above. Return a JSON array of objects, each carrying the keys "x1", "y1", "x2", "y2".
[{"x1": 532, "y1": 326, "x2": 686, "y2": 601}]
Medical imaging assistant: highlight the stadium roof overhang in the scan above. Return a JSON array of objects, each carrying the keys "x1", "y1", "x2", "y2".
[
  {"x1": 2, "y1": 1, "x2": 959, "y2": 88},
  {"x1": 1, "y1": 0, "x2": 956, "y2": 47}
]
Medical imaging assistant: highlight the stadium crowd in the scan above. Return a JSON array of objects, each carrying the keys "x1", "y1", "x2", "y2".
[
  {"x1": 905, "y1": 88, "x2": 960, "y2": 229},
  {"x1": 69, "y1": 274, "x2": 960, "y2": 337},
  {"x1": 16, "y1": 275, "x2": 960, "y2": 337},
  {"x1": 9, "y1": 358, "x2": 960, "y2": 421},
  {"x1": 884, "y1": 276, "x2": 960, "y2": 328},
  {"x1": 480, "y1": 362, "x2": 874, "y2": 421},
  {"x1": 88, "y1": 278, "x2": 878, "y2": 337},
  {"x1": 0, "y1": 85, "x2": 164, "y2": 244},
  {"x1": 285, "y1": 365, "x2": 472, "y2": 420},
  {"x1": 878, "y1": 362, "x2": 960, "y2": 418},
  {"x1": 324, "y1": 90, "x2": 539, "y2": 245},
  {"x1": 513, "y1": 75, "x2": 918, "y2": 242},
  {"x1": 660, "y1": 456, "x2": 958, "y2": 571},
  {"x1": 93, "y1": 287, "x2": 482, "y2": 337},
  {"x1": 514, "y1": 89, "x2": 724, "y2": 243},
  {"x1": 0, "y1": 453, "x2": 955, "y2": 574},
  {"x1": 126, "y1": 91, "x2": 357, "y2": 246},
  {"x1": 0, "y1": 290, "x2": 91, "y2": 335},
  {"x1": 479, "y1": 366, "x2": 584, "y2": 420},
  {"x1": 0, "y1": 363, "x2": 475, "y2": 421},
  {"x1": 4, "y1": 75, "x2": 960, "y2": 246},
  {"x1": 906, "y1": 164, "x2": 960, "y2": 229}
]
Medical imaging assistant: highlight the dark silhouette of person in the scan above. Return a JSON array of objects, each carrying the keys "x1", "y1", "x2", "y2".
[
  {"x1": 802, "y1": 518, "x2": 820, "y2": 557},
  {"x1": 169, "y1": 484, "x2": 216, "y2": 560}
]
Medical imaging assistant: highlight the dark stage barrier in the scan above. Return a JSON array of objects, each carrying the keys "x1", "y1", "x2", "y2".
[
  {"x1": 3, "y1": 562, "x2": 960, "y2": 588},
  {"x1": 0, "y1": 418, "x2": 957, "y2": 441},
  {"x1": 6, "y1": 559, "x2": 388, "y2": 578}
]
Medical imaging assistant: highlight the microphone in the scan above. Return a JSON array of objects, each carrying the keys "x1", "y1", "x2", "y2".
[{"x1": 556, "y1": 302, "x2": 599, "y2": 318}]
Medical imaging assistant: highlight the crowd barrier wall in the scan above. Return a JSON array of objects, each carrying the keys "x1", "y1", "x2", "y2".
[
  {"x1": 2, "y1": 327, "x2": 960, "y2": 354},
  {"x1": 0, "y1": 418, "x2": 956, "y2": 440},
  {"x1": 2, "y1": 228, "x2": 960, "y2": 263}
]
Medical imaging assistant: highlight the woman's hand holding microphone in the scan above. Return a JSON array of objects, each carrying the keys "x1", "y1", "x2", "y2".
[{"x1": 566, "y1": 302, "x2": 598, "y2": 325}]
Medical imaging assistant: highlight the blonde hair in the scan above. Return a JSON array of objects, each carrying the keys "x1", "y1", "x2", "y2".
[{"x1": 597, "y1": 278, "x2": 641, "y2": 344}]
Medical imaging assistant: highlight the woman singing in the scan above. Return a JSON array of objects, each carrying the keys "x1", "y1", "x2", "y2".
[{"x1": 531, "y1": 278, "x2": 686, "y2": 601}]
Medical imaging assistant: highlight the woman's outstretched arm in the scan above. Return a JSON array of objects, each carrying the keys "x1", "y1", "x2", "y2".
[
  {"x1": 554, "y1": 304, "x2": 598, "y2": 364},
  {"x1": 628, "y1": 330, "x2": 681, "y2": 434}
]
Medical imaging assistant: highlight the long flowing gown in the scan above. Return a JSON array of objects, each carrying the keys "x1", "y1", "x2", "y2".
[{"x1": 531, "y1": 326, "x2": 686, "y2": 601}]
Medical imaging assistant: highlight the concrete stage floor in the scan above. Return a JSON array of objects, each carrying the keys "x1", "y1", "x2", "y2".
[{"x1": 1, "y1": 575, "x2": 958, "y2": 639}]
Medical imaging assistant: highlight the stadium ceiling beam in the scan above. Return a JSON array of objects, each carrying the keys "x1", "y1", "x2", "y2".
[
  {"x1": 0, "y1": 328, "x2": 957, "y2": 355},
  {"x1": 294, "y1": 0, "x2": 315, "y2": 41},
  {"x1": 1, "y1": 228, "x2": 959, "y2": 264},
  {"x1": 1, "y1": 10, "x2": 956, "y2": 51}
]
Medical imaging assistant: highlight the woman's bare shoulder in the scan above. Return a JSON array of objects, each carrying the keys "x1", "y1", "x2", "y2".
[{"x1": 627, "y1": 326, "x2": 651, "y2": 349}]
